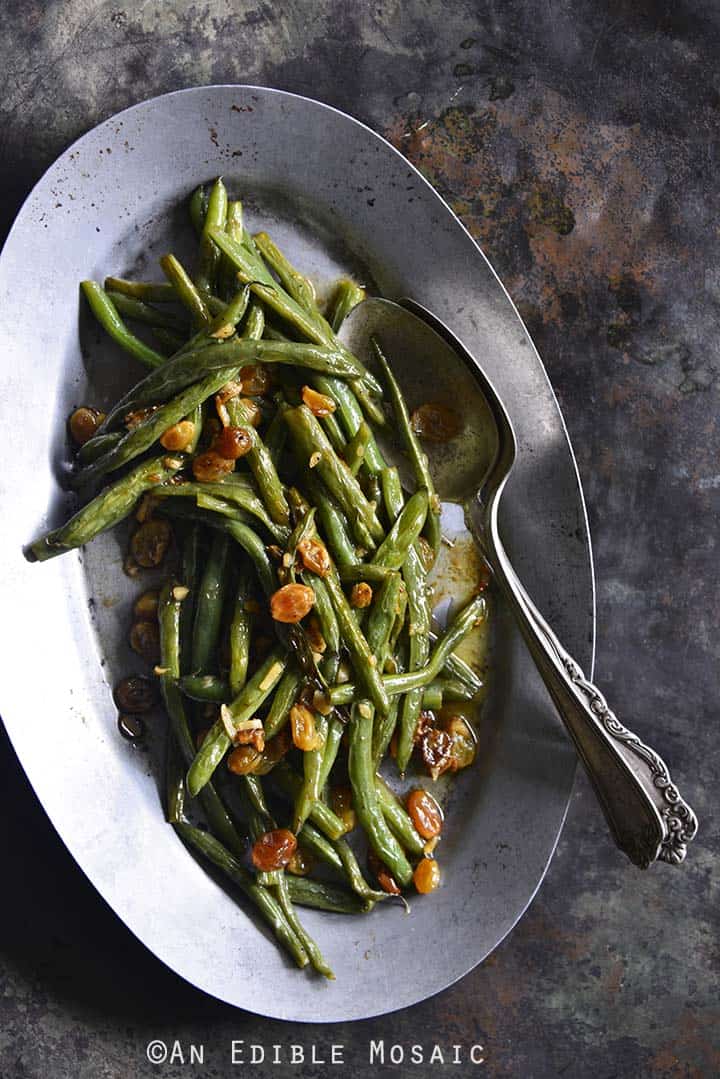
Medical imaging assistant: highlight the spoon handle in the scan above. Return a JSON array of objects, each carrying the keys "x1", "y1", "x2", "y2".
[{"x1": 475, "y1": 505, "x2": 698, "y2": 868}]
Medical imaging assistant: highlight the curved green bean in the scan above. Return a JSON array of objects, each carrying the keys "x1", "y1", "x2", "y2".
[{"x1": 81, "y1": 282, "x2": 165, "y2": 369}]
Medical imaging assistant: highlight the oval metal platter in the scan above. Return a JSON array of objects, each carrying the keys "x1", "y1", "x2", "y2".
[{"x1": 0, "y1": 86, "x2": 594, "y2": 1021}]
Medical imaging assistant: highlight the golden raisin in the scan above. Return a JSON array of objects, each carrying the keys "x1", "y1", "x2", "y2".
[
  {"x1": 113, "y1": 675, "x2": 158, "y2": 714},
  {"x1": 301, "y1": 385, "x2": 336, "y2": 416},
  {"x1": 331, "y1": 786, "x2": 356, "y2": 833},
  {"x1": 270, "y1": 583, "x2": 315, "y2": 623},
  {"x1": 124, "y1": 406, "x2": 158, "y2": 429},
  {"x1": 227, "y1": 745, "x2": 261, "y2": 775},
  {"x1": 290, "y1": 703, "x2": 324, "y2": 751},
  {"x1": 239, "y1": 364, "x2": 271, "y2": 396},
  {"x1": 251, "y1": 828, "x2": 297, "y2": 871},
  {"x1": 192, "y1": 450, "x2": 235, "y2": 482},
  {"x1": 160, "y1": 420, "x2": 196, "y2": 451},
  {"x1": 413, "y1": 857, "x2": 441, "y2": 894},
  {"x1": 129, "y1": 621, "x2": 161, "y2": 664},
  {"x1": 133, "y1": 589, "x2": 159, "y2": 620},
  {"x1": 297, "y1": 537, "x2": 331, "y2": 577},
  {"x1": 68, "y1": 406, "x2": 105, "y2": 446},
  {"x1": 287, "y1": 847, "x2": 313, "y2": 876},
  {"x1": 251, "y1": 727, "x2": 292, "y2": 775},
  {"x1": 350, "y1": 582, "x2": 373, "y2": 608},
  {"x1": 214, "y1": 425, "x2": 253, "y2": 459},
  {"x1": 368, "y1": 849, "x2": 401, "y2": 895},
  {"x1": 131, "y1": 519, "x2": 172, "y2": 568},
  {"x1": 420, "y1": 727, "x2": 454, "y2": 780},
  {"x1": 406, "y1": 789, "x2": 443, "y2": 839},
  {"x1": 444, "y1": 714, "x2": 477, "y2": 772},
  {"x1": 410, "y1": 402, "x2": 462, "y2": 443}
]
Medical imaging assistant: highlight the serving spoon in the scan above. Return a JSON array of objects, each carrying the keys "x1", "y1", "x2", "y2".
[{"x1": 340, "y1": 297, "x2": 698, "y2": 868}]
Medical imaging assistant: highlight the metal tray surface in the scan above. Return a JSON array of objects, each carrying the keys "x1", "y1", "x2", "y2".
[{"x1": 0, "y1": 86, "x2": 594, "y2": 1021}]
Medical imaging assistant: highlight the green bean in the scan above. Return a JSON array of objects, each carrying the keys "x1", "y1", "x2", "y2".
[
  {"x1": 381, "y1": 466, "x2": 431, "y2": 773},
  {"x1": 187, "y1": 648, "x2": 286, "y2": 796},
  {"x1": 313, "y1": 375, "x2": 385, "y2": 475},
  {"x1": 270, "y1": 762, "x2": 345, "y2": 840},
  {"x1": 420, "y1": 682, "x2": 443, "y2": 711},
  {"x1": 229, "y1": 567, "x2": 253, "y2": 695},
  {"x1": 175, "y1": 823, "x2": 308, "y2": 968},
  {"x1": 104, "y1": 278, "x2": 178, "y2": 304},
  {"x1": 81, "y1": 282, "x2": 165, "y2": 369},
  {"x1": 375, "y1": 776, "x2": 425, "y2": 857},
  {"x1": 298, "y1": 821, "x2": 343, "y2": 871},
  {"x1": 226, "y1": 396, "x2": 290, "y2": 527},
  {"x1": 76, "y1": 430, "x2": 123, "y2": 466},
  {"x1": 324, "y1": 566, "x2": 390, "y2": 714},
  {"x1": 431, "y1": 634, "x2": 484, "y2": 695},
  {"x1": 243, "y1": 774, "x2": 272, "y2": 821},
  {"x1": 372, "y1": 489, "x2": 428, "y2": 570},
  {"x1": 286, "y1": 876, "x2": 371, "y2": 915},
  {"x1": 293, "y1": 713, "x2": 328, "y2": 833},
  {"x1": 27, "y1": 455, "x2": 183, "y2": 562},
  {"x1": 189, "y1": 184, "x2": 208, "y2": 236},
  {"x1": 303, "y1": 574, "x2": 340, "y2": 654},
  {"x1": 372, "y1": 693, "x2": 400, "y2": 770},
  {"x1": 337, "y1": 564, "x2": 395, "y2": 583},
  {"x1": 71, "y1": 362, "x2": 242, "y2": 489},
  {"x1": 165, "y1": 735, "x2": 186, "y2": 824},
  {"x1": 191, "y1": 532, "x2": 230, "y2": 673},
  {"x1": 328, "y1": 594, "x2": 488, "y2": 705},
  {"x1": 105, "y1": 291, "x2": 186, "y2": 332},
  {"x1": 152, "y1": 327, "x2": 187, "y2": 355},
  {"x1": 242, "y1": 299, "x2": 265, "y2": 340},
  {"x1": 302, "y1": 473, "x2": 357, "y2": 567},
  {"x1": 427, "y1": 676, "x2": 478, "y2": 703},
  {"x1": 155, "y1": 478, "x2": 287, "y2": 542},
  {"x1": 192, "y1": 493, "x2": 258, "y2": 531},
  {"x1": 101, "y1": 337, "x2": 362, "y2": 435},
  {"x1": 283, "y1": 405, "x2": 383, "y2": 548},
  {"x1": 220, "y1": 200, "x2": 244, "y2": 298},
  {"x1": 160, "y1": 253, "x2": 211, "y2": 326},
  {"x1": 333, "y1": 837, "x2": 390, "y2": 902},
  {"x1": 273, "y1": 874, "x2": 334, "y2": 978},
  {"x1": 317, "y1": 714, "x2": 345, "y2": 793},
  {"x1": 373, "y1": 338, "x2": 442, "y2": 557},
  {"x1": 264, "y1": 408, "x2": 288, "y2": 466},
  {"x1": 348, "y1": 700, "x2": 412, "y2": 885},
  {"x1": 175, "y1": 285, "x2": 250, "y2": 356},
  {"x1": 209, "y1": 227, "x2": 383, "y2": 395},
  {"x1": 344, "y1": 420, "x2": 371, "y2": 475},
  {"x1": 179, "y1": 521, "x2": 200, "y2": 673},
  {"x1": 327, "y1": 278, "x2": 366, "y2": 333},
  {"x1": 195, "y1": 177, "x2": 228, "y2": 295},
  {"x1": 179, "y1": 674, "x2": 230, "y2": 703},
  {"x1": 253, "y1": 232, "x2": 318, "y2": 314},
  {"x1": 158, "y1": 580, "x2": 245, "y2": 860},
  {"x1": 264, "y1": 669, "x2": 301, "y2": 739}
]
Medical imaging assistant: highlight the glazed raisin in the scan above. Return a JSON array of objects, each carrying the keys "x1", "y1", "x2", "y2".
[
  {"x1": 113, "y1": 675, "x2": 158, "y2": 714},
  {"x1": 290, "y1": 703, "x2": 324, "y2": 751},
  {"x1": 350, "y1": 582, "x2": 373, "y2": 608},
  {"x1": 251, "y1": 828, "x2": 297, "y2": 871},
  {"x1": 129, "y1": 621, "x2": 161, "y2": 664},
  {"x1": 297, "y1": 537, "x2": 331, "y2": 577},
  {"x1": 131, "y1": 519, "x2": 172, "y2": 568},
  {"x1": 413, "y1": 857, "x2": 441, "y2": 894},
  {"x1": 406, "y1": 788, "x2": 443, "y2": 839},
  {"x1": 368, "y1": 849, "x2": 401, "y2": 895},
  {"x1": 420, "y1": 727, "x2": 454, "y2": 780},
  {"x1": 159, "y1": 420, "x2": 196, "y2": 451},
  {"x1": 214, "y1": 425, "x2": 253, "y2": 460},
  {"x1": 239, "y1": 364, "x2": 271, "y2": 396},
  {"x1": 410, "y1": 402, "x2": 462, "y2": 442},
  {"x1": 270, "y1": 583, "x2": 315, "y2": 623},
  {"x1": 192, "y1": 450, "x2": 235, "y2": 482},
  {"x1": 331, "y1": 786, "x2": 356, "y2": 833},
  {"x1": 69, "y1": 406, "x2": 105, "y2": 446}
]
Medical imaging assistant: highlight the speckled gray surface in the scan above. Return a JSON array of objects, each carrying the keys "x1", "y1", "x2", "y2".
[{"x1": 0, "y1": 2, "x2": 717, "y2": 1076}]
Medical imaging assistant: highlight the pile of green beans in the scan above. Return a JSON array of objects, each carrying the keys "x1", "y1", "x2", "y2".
[{"x1": 25, "y1": 179, "x2": 491, "y2": 979}]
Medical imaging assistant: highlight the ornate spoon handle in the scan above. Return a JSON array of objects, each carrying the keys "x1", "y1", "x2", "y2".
[{"x1": 470, "y1": 500, "x2": 698, "y2": 868}]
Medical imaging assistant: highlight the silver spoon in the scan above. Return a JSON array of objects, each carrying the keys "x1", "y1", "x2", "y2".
[{"x1": 340, "y1": 297, "x2": 698, "y2": 868}]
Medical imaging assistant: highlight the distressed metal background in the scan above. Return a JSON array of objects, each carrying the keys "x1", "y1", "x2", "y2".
[{"x1": 0, "y1": 2, "x2": 716, "y2": 1076}]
